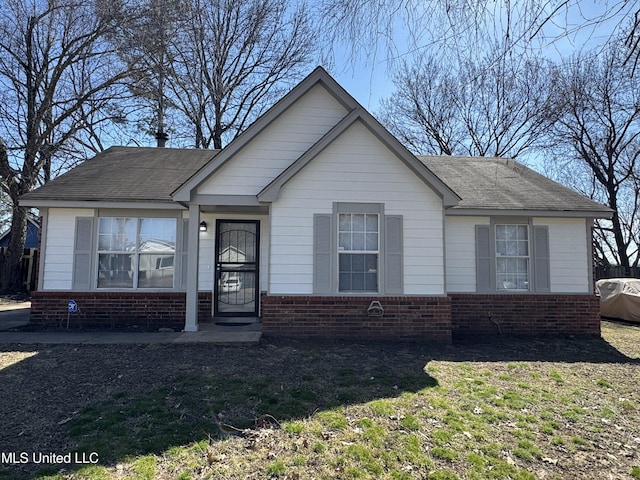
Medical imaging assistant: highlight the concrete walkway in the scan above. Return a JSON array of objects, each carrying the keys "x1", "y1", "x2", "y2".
[
  {"x1": 0, "y1": 301, "x2": 31, "y2": 329},
  {"x1": 0, "y1": 302, "x2": 261, "y2": 345}
]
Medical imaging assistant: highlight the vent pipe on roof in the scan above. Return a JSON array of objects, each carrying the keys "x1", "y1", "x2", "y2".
[{"x1": 155, "y1": 130, "x2": 168, "y2": 148}]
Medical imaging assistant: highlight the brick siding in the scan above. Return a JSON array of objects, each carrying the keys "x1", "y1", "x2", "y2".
[
  {"x1": 30, "y1": 291, "x2": 600, "y2": 340},
  {"x1": 260, "y1": 295, "x2": 453, "y2": 343},
  {"x1": 449, "y1": 293, "x2": 601, "y2": 337},
  {"x1": 30, "y1": 291, "x2": 213, "y2": 330}
]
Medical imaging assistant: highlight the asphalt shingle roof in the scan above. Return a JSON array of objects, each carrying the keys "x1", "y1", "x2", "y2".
[
  {"x1": 21, "y1": 147, "x2": 611, "y2": 217},
  {"x1": 419, "y1": 156, "x2": 612, "y2": 214},
  {"x1": 20, "y1": 146, "x2": 217, "y2": 204}
]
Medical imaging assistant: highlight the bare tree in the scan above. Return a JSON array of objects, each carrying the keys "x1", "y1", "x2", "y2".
[
  {"x1": 0, "y1": 178, "x2": 13, "y2": 234},
  {"x1": 316, "y1": 1, "x2": 639, "y2": 67},
  {"x1": 379, "y1": 52, "x2": 553, "y2": 158},
  {"x1": 100, "y1": 0, "x2": 189, "y2": 146},
  {"x1": 544, "y1": 47, "x2": 640, "y2": 267},
  {"x1": 168, "y1": 0, "x2": 316, "y2": 149},
  {"x1": 108, "y1": 0, "x2": 315, "y2": 149},
  {"x1": 0, "y1": 0, "x2": 131, "y2": 292},
  {"x1": 624, "y1": 7, "x2": 640, "y2": 74},
  {"x1": 312, "y1": 0, "x2": 640, "y2": 147}
]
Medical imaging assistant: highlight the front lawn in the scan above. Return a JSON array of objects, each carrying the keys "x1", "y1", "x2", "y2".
[{"x1": 0, "y1": 321, "x2": 638, "y2": 479}]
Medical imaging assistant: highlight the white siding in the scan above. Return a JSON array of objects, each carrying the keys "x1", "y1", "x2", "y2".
[
  {"x1": 197, "y1": 85, "x2": 348, "y2": 196},
  {"x1": 534, "y1": 217, "x2": 590, "y2": 293},
  {"x1": 42, "y1": 208, "x2": 95, "y2": 290},
  {"x1": 269, "y1": 121, "x2": 446, "y2": 295},
  {"x1": 444, "y1": 216, "x2": 592, "y2": 294},
  {"x1": 445, "y1": 216, "x2": 490, "y2": 292},
  {"x1": 197, "y1": 214, "x2": 215, "y2": 292}
]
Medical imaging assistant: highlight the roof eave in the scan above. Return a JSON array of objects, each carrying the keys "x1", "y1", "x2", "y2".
[
  {"x1": 445, "y1": 207, "x2": 614, "y2": 219},
  {"x1": 19, "y1": 199, "x2": 186, "y2": 210}
]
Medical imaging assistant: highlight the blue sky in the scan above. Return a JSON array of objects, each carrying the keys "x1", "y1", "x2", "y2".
[
  {"x1": 326, "y1": 1, "x2": 629, "y2": 113},
  {"x1": 330, "y1": 62, "x2": 395, "y2": 111}
]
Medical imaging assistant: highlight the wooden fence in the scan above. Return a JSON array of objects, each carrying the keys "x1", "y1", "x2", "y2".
[{"x1": 0, "y1": 247, "x2": 38, "y2": 292}]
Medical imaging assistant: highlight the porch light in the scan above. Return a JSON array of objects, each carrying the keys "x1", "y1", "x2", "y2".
[{"x1": 199, "y1": 221, "x2": 207, "y2": 232}]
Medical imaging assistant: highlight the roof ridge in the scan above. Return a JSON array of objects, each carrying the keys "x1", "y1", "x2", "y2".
[{"x1": 106, "y1": 145, "x2": 221, "y2": 153}]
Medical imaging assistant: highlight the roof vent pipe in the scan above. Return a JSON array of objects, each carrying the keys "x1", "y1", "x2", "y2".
[{"x1": 155, "y1": 131, "x2": 168, "y2": 148}]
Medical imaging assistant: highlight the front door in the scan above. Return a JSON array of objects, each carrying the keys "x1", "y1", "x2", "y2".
[{"x1": 214, "y1": 220, "x2": 259, "y2": 316}]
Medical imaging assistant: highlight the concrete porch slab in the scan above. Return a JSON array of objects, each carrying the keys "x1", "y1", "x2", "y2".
[
  {"x1": 0, "y1": 330, "x2": 261, "y2": 345},
  {"x1": 0, "y1": 304, "x2": 261, "y2": 345}
]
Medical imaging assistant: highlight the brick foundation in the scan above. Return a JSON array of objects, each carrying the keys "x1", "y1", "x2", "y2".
[
  {"x1": 260, "y1": 295, "x2": 453, "y2": 343},
  {"x1": 449, "y1": 293, "x2": 601, "y2": 337},
  {"x1": 30, "y1": 291, "x2": 213, "y2": 330},
  {"x1": 30, "y1": 291, "x2": 601, "y2": 340}
]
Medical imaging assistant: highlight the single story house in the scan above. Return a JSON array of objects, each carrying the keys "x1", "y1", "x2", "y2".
[{"x1": 20, "y1": 67, "x2": 613, "y2": 341}]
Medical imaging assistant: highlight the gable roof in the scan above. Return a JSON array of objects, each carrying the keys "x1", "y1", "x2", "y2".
[
  {"x1": 420, "y1": 156, "x2": 613, "y2": 217},
  {"x1": 257, "y1": 108, "x2": 461, "y2": 206},
  {"x1": 20, "y1": 146, "x2": 216, "y2": 208},
  {"x1": 172, "y1": 66, "x2": 460, "y2": 206},
  {"x1": 172, "y1": 67, "x2": 358, "y2": 202},
  {"x1": 18, "y1": 69, "x2": 612, "y2": 220}
]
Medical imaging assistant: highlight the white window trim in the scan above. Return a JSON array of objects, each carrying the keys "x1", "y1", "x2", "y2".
[
  {"x1": 96, "y1": 216, "x2": 178, "y2": 290},
  {"x1": 313, "y1": 203, "x2": 403, "y2": 295},
  {"x1": 476, "y1": 217, "x2": 550, "y2": 293},
  {"x1": 495, "y1": 223, "x2": 530, "y2": 291},
  {"x1": 337, "y1": 211, "x2": 380, "y2": 293},
  {"x1": 334, "y1": 203, "x2": 384, "y2": 294}
]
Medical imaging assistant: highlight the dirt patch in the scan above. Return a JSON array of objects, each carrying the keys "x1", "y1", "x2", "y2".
[
  {"x1": 12, "y1": 322, "x2": 171, "y2": 333},
  {"x1": 0, "y1": 321, "x2": 638, "y2": 479}
]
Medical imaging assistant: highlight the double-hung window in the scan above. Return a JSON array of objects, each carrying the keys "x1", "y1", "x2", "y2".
[
  {"x1": 314, "y1": 202, "x2": 403, "y2": 295},
  {"x1": 338, "y1": 213, "x2": 379, "y2": 292},
  {"x1": 97, "y1": 217, "x2": 176, "y2": 289},
  {"x1": 495, "y1": 224, "x2": 529, "y2": 291},
  {"x1": 476, "y1": 220, "x2": 549, "y2": 293}
]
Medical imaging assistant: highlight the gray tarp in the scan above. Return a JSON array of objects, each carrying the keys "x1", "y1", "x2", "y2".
[{"x1": 596, "y1": 278, "x2": 640, "y2": 323}]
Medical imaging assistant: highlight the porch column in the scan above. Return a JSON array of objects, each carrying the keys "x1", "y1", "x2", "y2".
[{"x1": 184, "y1": 204, "x2": 200, "y2": 332}]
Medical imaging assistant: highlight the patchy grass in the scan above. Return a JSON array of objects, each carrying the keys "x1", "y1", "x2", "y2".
[{"x1": 0, "y1": 321, "x2": 639, "y2": 479}]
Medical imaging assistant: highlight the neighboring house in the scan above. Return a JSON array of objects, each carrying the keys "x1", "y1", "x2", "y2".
[
  {"x1": 20, "y1": 67, "x2": 613, "y2": 341},
  {"x1": 0, "y1": 216, "x2": 40, "y2": 291},
  {"x1": 0, "y1": 216, "x2": 41, "y2": 250}
]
